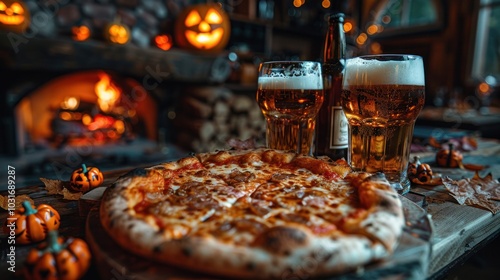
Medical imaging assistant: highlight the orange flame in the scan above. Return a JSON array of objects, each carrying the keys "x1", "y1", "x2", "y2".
[{"x1": 95, "y1": 73, "x2": 120, "y2": 112}]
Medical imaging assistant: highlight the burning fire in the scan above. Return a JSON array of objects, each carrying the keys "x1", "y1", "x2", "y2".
[
  {"x1": 95, "y1": 73, "x2": 121, "y2": 112},
  {"x1": 52, "y1": 73, "x2": 131, "y2": 145}
]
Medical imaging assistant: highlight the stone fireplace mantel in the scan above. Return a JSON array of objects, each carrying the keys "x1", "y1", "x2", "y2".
[{"x1": 0, "y1": 32, "x2": 231, "y2": 84}]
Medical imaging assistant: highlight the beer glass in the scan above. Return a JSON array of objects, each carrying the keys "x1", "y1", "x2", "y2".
[
  {"x1": 257, "y1": 61, "x2": 324, "y2": 155},
  {"x1": 342, "y1": 55, "x2": 425, "y2": 194}
]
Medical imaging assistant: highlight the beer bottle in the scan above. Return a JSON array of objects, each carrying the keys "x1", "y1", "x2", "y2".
[{"x1": 315, "y1": 13, "x2": 348, "y2": 160}]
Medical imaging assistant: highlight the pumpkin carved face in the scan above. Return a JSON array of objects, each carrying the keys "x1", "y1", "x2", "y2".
[
  {"x1": 0, "y1": 0, "x2": 29, "y2": 33},
  {"x1": 175, "y1": 4, "x2": 230, "y2": 51},
  {"x1": 416, "y1": 163, "x2": 433, "y2": 183},
  {"x1": 104, "y1": 23, "x2": 130, "y2": 44},
  {"x1": 24, "y1": 231, "x2": 91, "y2": 280},
  {"x1": 3, "y1": 201, "x2": 61, "y2": 244},
  {"x1": 70, "y1": 164, "x2": 104, "y2": 193}
]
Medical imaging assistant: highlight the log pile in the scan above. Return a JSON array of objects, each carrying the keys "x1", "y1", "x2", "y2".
[{"x1": 174, "y1": 86, "x2": 266, "y2": 152}]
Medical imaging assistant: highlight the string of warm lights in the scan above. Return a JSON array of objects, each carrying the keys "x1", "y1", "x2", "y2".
[
  {"x1": 293, "y1": 0, "x2": 331, "y2": 9},
  {"x1": 289, "y1": 0, "x2": 384, "y2": 53}
]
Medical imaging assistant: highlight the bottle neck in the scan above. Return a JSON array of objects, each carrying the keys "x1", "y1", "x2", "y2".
[{"x1": 323, "y1": 20, "x2": 346, "y2": 73}]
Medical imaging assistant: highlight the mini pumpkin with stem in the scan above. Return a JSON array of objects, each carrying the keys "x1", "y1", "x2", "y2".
[
  {"x1": 436, "y1": 143, "x2": 464, "y2": 168},
  {"x1": 408, "y1": 156, "x2": 442, "y2": 186},
  {"x1": 69, "y1": 163, "x2": 104, "y2": 193},
  {"x1": 3, "y1": 201, "x2": 60, "y2": 244},
  {"x1": 23, "y1": 230, "x2": 91, "y2": 280}
]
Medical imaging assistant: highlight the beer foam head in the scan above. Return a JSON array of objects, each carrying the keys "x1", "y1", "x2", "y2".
[
  {"x1": 344, "y1": 55, "x2": 425, "y2": 86},
  {"x1": 258, "y1": 75, "x2": 323, "y2": 90}
]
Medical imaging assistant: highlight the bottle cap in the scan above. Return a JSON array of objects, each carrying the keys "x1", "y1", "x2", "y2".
[{"x1": 329, "y1": 13, "x2": 345, "y2": 23}]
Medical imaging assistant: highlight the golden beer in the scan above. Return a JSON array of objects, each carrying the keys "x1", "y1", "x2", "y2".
[
  {"x1": 257, "y1": 88, "x2": 323, "y2": 154},
  {"x1": 342, "y1": 55, "x2": 425, "y2": 194},
  {"x1": 257, "y1": 61, "x2": 323, "y2": 155}
]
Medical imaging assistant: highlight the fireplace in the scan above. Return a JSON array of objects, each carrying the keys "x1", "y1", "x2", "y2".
[
  {"x1": 0, "y1": 66, "x2": 180, "y2": 181},
  {"x1": 18, "y1": 71, "x2": 159, "y2": 148},
  {"x1": 0, "y1": 40, "x2": 235, "y2": 184},
  {"x1": 0, "y1": 0, "x2": 263, "y2": 185}
]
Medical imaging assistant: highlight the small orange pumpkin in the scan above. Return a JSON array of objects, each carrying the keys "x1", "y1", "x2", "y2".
[
  {"x1": 174, "y1": 3, "x2": 230, "y2": 52},
  {"x1": 3, "y1": 201, "x2": 60, "y2": 244},
  {"x1": 154, "y1": 34, "x2": 173, "y2": 51},
  {"x1": 408, "y1": 156, "x2": 441, "y2": 185},
  {"x1": 23, "y1": 230, "x2": 91, "y2": 280},
  {"x1": 416, "y1": 163, "x2": 433, "y2": 183},
  {"x1": 69, "y1": 164, "x2": 104, "y2": 192},
  {"x1": 436, "y1": 144, "x2": 463, "y2": 168},
  {"x1": 72, "y1": 25, "x2": 91, "y2": 41},
  {"x1": 104, "y1": 22, "x2": 130, "y2": 44}
]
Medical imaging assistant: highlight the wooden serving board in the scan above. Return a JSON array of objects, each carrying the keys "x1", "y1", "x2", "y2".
[{"x1": 86, "y1": 196, "x2": 432, "y2": 280}]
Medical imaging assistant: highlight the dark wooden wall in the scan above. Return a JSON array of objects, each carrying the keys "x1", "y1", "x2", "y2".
[{"x1": 359, "y1": 0, "x2": 480, "y2": 105}]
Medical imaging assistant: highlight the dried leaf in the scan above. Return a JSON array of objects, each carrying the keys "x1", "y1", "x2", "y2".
[
  {"x1": 0, "y1": 195, "x2": 34, "y2": 210},
  {"x1": 411, "y1": 177, "x2": 443, "y2": 186},
  {"x1": 40, "y1": 177, "x2": 82, "y2": 200},
  {"x1": 429, "y1": 137, "x2": 441, "y2": 149},
  {"x1": 427, "y1": 136, "x2": 478, "y2": 152},
  {"x1": 442, "y1": 173, "x2": 500, "y2": 214},
  {"x1": 62, "y1": 188, "x2": 83, "y2": 200},
  {"x1": 40, "y1": 177, "x2": 65, "y2": 195},
  {"x1": 462, "y1": 163, "x2": 486, "y2": 171}
]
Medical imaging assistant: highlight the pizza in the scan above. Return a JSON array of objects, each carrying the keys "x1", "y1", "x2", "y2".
[{"x1": 99, "y1": 148, "x2": 405, "y2": 279}]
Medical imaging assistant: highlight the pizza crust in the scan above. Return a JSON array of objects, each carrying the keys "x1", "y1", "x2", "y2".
[{"x1": 100, "y1": 149, "x2": 404, "y2": 279}]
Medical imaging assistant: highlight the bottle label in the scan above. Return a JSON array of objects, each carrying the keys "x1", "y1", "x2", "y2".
[{"x1": 330, "y1": 106, "x2": 348, "y2": 149}]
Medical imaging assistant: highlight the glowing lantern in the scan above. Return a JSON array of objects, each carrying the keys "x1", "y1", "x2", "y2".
[
  {"x1": 95, "y1": 73, "x2": 121, "y2": 112},
  {"x1": 154, "y1": 34, "x2": 173, "y2": 51},
  {"x1": 72, "y1": 25, "x2": 91, "y2": 41},
  {"x1": 104, "y1": 22, "x2": 130, "y2": 45},
  {"x1": 174, "y1": 4, "x2": 230, "y2": 52},
  {"x1": 0, "y1": 0, "x2": 30, "y2": 33}
]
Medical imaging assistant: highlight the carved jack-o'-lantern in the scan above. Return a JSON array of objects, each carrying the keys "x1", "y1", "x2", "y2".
[
  {"x1": 23, "y1": 231, "x2": 91, "y2": 280},
  {"x1": 72, "y1": 25, "x2": 91, "y2": 41},
  {"x1": 175, "y1": 4, "x2": 230, "y2": 52},
  {"x1": 70, "y1": 164, "x2": 104, "y2": 193},
  {"x1": 407, "y1": 156, "x2": 441, "y2": 185},
  {"x1": 2, "y1": 201, "x2": 60, "y2": 245},
  {"x1": 104, "y1": 22, "x2": 130, "y2": 45},
  {"x1": 416, "y1": 163, "x2": 433, "y2": 183},
  {"x1": 0, "y1": 0, "x2": 30, "y2": 33}
]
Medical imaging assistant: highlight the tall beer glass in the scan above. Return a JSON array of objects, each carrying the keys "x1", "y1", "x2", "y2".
[
  {"x1": 342, "y1": 55, "x2": 425, "y2": 194},
  {"x1": 257, "y1": 61, "x2": 324, "y2": 155}
]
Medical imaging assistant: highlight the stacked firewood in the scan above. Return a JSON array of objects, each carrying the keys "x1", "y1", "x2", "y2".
[{"x1": 174, "y1": 86, "x2": 266, "y2": 152}]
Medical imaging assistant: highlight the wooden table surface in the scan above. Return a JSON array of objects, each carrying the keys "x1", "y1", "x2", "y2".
[
  {"x1": 409, "y1": 137, "x2": 500, "y2": 278},
  {"x1": 1, "y1": 138, "x2": 499, "y2": 279}
]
